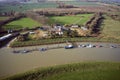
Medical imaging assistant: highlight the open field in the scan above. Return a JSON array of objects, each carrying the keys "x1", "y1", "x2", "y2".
[
  {"x1": 3, "y1": 18, "x2": 41, "y2": 30},
  {"x1": 0, "y1": 2, "x2": 57, "y2": 13},
  {"x1": 48, "y1": 14, "x2": 93, "y2": 25},
  {"x1": 0, "y1": 45, "x2": 120, "y2": 79},
  {"x1": 64, "y1": 1, "x2": 100, "y2": 7},
  {"x1": 0, "y1": 2, "x2": 100, "y2": 13},
  {"x1": 42, "y1": 67, "x2": 120, "y2": 80},
  {"x1": 100, "y1": 15, "x2": 120, "y2": 40}
]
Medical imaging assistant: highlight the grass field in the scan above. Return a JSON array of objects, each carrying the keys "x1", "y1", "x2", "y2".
[
  {"x1": 3, "y1": 18, "x2": 41, "y2": 30},
  {"x1": 100, "y1": 15, "x2": 120, "y2": 40},
  {"x1": 64, "y1": 1, "x2": 100, "y2": 6},
  {"x1": 43, "y1": 70, "x2": 120, "y2": 80},
  {"x1": 4, "y1": 62, "x2": 120, "y2": 80},
  {"x1": 48, "y1": 14, "x2": 93, "y2": 25},
  {"x1": 0, "y1": 2, "x2": 100, "y2": 13},
  {"x1": 0, "y1": 2, "x2": 57, "y2": 13}
]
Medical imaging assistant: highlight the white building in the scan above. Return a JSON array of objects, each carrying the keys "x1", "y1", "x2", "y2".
[{"x1": 81, "y1": 26, "x2": 88, "y2": 31}]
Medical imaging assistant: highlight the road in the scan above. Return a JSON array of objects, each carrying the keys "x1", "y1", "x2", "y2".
[{"x1": 0, "y1": 43, "x2": 120, "y2": 79}]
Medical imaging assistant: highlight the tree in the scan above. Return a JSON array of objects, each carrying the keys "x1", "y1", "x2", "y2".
[
  {"x1": 17, "y1": 34, "x2": 29, "y2": 41},
  {"x1": 69, "y1": 30, "x2": 78, "y2": 38}
]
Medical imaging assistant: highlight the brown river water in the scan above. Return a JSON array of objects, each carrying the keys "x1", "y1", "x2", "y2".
[{"x1": 0, "y1": 43, "x2": 120, "y2": 79}]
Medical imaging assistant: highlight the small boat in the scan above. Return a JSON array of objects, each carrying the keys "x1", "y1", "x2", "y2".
[
  {"x1": 20, "y1": 49, "x2": 30, "y2": 53},
  {"x1": 78, "y1": 44, "x2": 86, "y2": 48},
  {"x1": 40, "y1": 48, "x2": 47, "y2": 51},
  {"x1": 65, "y1": 45, "x2": 74, "y2": 49},
  {"x1": 110, "y1": 45, "x2": 116, "y2": 48},
  {"x1": 86, "y1": 44, "x2": 93, "y2": 48},
  {"x1": 13, "y1": 50, "x2": 20, "y2": 54}
]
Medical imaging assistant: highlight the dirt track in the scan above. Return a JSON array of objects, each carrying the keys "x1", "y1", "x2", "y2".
[{"x1": 0, "y1": 43, "x2": 120, "y2": 79}]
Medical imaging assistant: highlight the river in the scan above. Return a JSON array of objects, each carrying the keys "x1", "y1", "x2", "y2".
[{"x1": 0, "y1": 43, "x2": 120, "y2": 79}]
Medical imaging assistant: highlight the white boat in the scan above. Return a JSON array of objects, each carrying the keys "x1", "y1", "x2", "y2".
[{"x1": 65, "y1": 45, "x2": 74, "y2": 49}]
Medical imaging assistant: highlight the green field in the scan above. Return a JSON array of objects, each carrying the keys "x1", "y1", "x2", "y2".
[
  {"x1": 43, "y1": 70, "x2": 120, "y2": 80},
  {"x1": 5, "y1": 62, "x2": 120, "y2": 80},
  {"x1": 48, "y1": 14, "x2": 93, "y2": 25},
  {"x1": 64, "y1": 1, "x2": 100, "y2": 6},
  {"x1": 0, "y1": 2, "x2": 100, "y2": 13},
  {"x1": 0, "y1": 2, "x2": 57, "y2": 13},
  {"x1": 100, "y1": 15, "x2": 120, "y2": 40},
  {"x1": 3, "y1": 18, "x2": 41, "y2": 30}
]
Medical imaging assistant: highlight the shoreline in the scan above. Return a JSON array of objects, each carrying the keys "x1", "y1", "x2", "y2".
[{"x1": 9, "y1": 41, "x2": 120, "y2": 48}]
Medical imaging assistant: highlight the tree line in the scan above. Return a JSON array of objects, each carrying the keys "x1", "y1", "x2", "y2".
[
  {"x1": 35, "y1": 10, "x2": 94, "y2": 16},
  {"x1": 26, "y1": 11, "x2": 49, "y2": 25},
  {"x1": 85, "y1": 13, "x2": 104, "y2": 36},
  {"x1": 0, "y1": 13, "x2": 26, "y2": 32}
]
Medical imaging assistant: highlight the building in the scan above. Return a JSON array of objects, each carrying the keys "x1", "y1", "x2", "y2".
[
  {"x1": 81, "y1": 26, "x2": 88, "y2": 30},
  {"x1": 49, "y1": 25, "x2": 65, "y2": 36},
  {"x1": 71, "y1": 25, "x2": 79, "y2": 28}
]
